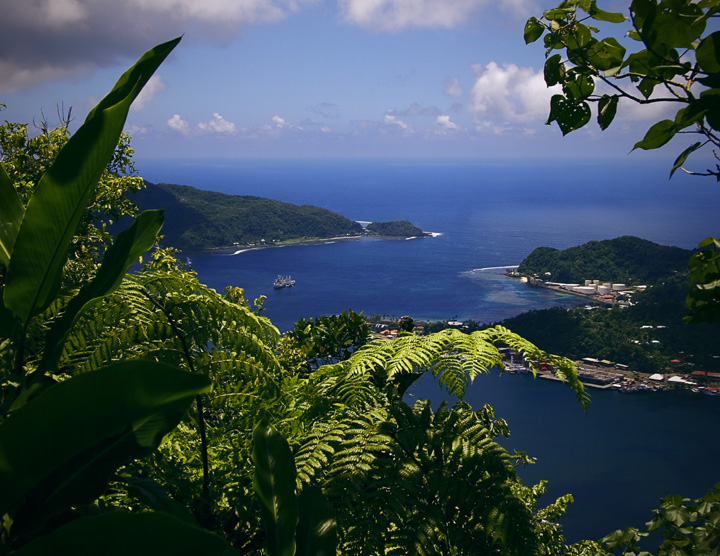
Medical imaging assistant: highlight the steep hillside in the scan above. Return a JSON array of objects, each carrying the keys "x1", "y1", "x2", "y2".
[
  {"x1": 517, "y1": 236, "x2": 693, "y2": 284},
  {"x1": 132, "y1": 182, "x2": 365, "y2": 250}
]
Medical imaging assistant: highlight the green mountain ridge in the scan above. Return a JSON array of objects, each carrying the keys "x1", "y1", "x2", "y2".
[
  {"x1": 517, "y1": 236, "x2": 693, "y2": 285},
  {"x1": 132, "y1": 182, "x2": 421, "y2": 250}
]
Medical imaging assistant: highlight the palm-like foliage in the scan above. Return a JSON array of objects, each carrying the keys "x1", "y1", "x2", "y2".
[
  {"x1": 54, "y1": 264, "x2": 583, "y2": 554},
  {"x1": 1, "y1": 37, "x2": 593, "y2": 556}
]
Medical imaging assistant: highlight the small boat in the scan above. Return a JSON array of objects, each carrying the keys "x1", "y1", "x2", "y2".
[{"x1": 273, "y1": 275, "x2": 295, "y2": 289}]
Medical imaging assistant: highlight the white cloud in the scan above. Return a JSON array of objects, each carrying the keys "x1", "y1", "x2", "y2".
[
  {"x1": 167, "y1": 114, "x2": 190, "y2": 134},
  {"x1": 470, "y1": 61, "x2": 559, "y2": 130},
  {"x1": 384, "y1": 111, "x2": 411, "y2": 131},
  {"x1": 125, "y1": 124, "x2": 148, "y2": 135},
  {"x1": 446, "y1": 77, "x2": 463, "y2": 98},
  {"x1": 436, "y1": 114, "x2": 458, "y2": 130},
  {"x1": 128, "y1": 0, "x2": 314, "y2": 24},
  {"x1": 132, "y1": 75, "x2": 166, "y2": 111},
  {"x1": 46, "y1": 0, "x2": 89, "y2": 26},
  {"x1": 197, "y1": 113, "x2": 237, "y2": 133},
  {"x1": 272, "y1": 115, "x2": 287, "y2": 128},
  {"x1": 338, "y1": 0, "x2": 534, "y2": 31}
]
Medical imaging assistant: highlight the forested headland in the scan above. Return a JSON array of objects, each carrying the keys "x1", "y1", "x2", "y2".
[
  {"x1": 133, "y1": 182, "x2": 425, "y2": 250},
  {"x1": 517, "y1": 236, "x2": 693, "y2": 285}
]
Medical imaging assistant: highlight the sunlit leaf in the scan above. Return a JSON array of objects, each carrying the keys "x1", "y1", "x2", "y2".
[
  {"x1": 564, "y1": 74, "x2": 594, "y2": 101},
  {"x1": 643, "y1": 2, "x2": 705, "y2": 51},
  {"x1": 632, "y1": 119, "x2": 677, "y2": 150},
  {"x1": 0, "y1": 163, "x2": 24, "y2": 269},
  {"x1": 3, "y1": 38, "x2": 180, "y2": 325},
  {"x1": 543, "y1": 7, "x2": 575, "y2": 20},
  {"x1": 547, "y1": 95, "x2": 592, "y2": 135},
  {"x1": 588, "y1": 1, "x2": 626, "y2": 23},
  {"x1": 670, "y1": 141, "x2": 703, "y2": 177},
  {"x1": 40, "y1": 210, "x2": 165, "y2": 372},
  {"x1": 253, "y1": 420, "x2": 298, "y2": 556},
  {"x1": 544, "y1": 54, "x2": 566, "y2": 86},
  {"x1": 597, "y1": 94, "x2": 619, "y2": 130},
  {"x1": 524, "y1": 17, "x2": 545, "y2": 44},
  {"x1": 587, "y1": 37, "x2": 626, "y2": 70}
]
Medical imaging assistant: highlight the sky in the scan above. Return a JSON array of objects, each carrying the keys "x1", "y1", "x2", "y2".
[{"x1": 0, "y1": 0, "x2": 712, "y2": 164}]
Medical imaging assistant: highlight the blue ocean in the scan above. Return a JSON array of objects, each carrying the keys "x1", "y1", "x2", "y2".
[{"x1": 137, "y1": 157, "x2": 720, "y2": 543}]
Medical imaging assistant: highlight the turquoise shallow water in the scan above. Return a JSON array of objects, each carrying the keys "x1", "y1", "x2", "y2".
[{"x1": 138, "y1": 157, "x2": 720, "y2": 543}]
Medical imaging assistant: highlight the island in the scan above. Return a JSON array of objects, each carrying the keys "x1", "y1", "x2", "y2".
[
  {"x1": 365, "y1": 220, "x2": 425, "y2": 237},
  {"x1": 132, "y1": 182, "x2": 427, "y2": 250}
]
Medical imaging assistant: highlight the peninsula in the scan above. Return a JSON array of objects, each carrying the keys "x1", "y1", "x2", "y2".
[{"x1": 132, "y1": 182, "x2": 428, "y2": 250}]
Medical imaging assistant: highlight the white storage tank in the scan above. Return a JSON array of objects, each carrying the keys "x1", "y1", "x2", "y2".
[
  {"x1": 573, "y1": 286, "x2": 596, "y2": 294},
  {"x1": 612, "y1": 283, "x2": 626, "y2": 291}
]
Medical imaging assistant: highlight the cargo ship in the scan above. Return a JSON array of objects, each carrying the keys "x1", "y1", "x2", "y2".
[{"x1": 273, "y1": 275, "x2": 295, "y2": 289}]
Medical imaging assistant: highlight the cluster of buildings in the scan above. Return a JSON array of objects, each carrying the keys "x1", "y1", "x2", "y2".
[{"x1": 524, "y1": 277, "x2": 647, "y2": 306}]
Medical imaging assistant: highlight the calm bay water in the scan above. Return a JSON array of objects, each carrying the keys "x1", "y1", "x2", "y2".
[{"x1": 138, "y1": 157, "x2": 720, "y2": 542}]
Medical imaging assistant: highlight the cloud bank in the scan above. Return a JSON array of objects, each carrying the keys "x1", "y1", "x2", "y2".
[
  {"x1": 338, "y1": 0, "x2": 534, "y2": 31},
  {"x1": 0, "y1": 0, "x2": 316, "y2": 92},
  {"x1": 470, "y1": 62, "x2": 558, "y2": 132}
]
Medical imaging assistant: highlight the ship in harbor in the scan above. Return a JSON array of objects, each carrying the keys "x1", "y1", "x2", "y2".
[{"x1": 273, "y1": 275, "x2": 295, "y2": 289}]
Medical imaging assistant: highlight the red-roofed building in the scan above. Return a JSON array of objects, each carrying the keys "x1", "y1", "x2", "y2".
[{"x1": 691, "y1": 371, "x2": 720, "y2": 380}]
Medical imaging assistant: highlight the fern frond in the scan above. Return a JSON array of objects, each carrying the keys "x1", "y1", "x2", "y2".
[{"x1": 341, "y1": 326, "x2": 588, "y2": 409}]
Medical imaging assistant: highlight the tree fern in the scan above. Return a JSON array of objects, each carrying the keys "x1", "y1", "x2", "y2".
[{"x1": 340, "y1": 326, "x2": 589, "y2": 409}]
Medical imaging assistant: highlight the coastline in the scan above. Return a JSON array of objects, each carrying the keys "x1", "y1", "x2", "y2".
[{"x1": 199, "y1": 231, "x2": 436, "y2": 255}]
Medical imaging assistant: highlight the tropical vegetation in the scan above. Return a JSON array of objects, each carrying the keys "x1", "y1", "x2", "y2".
[
  {"x1": 0, "y1": 37, "x2": 600, "y2": 556},
  {"x1": 364, "y1": 220, "x2": 424, "y2": 237},
  {"x1": 2, "y1": 0, "x2": 720, "y2": 552}
]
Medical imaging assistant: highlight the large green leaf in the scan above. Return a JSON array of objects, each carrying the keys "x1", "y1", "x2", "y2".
[
  {"x1": 3, "y1": 38, "x2": 180, "y2": 325},
  {"x1": 588, "y1": 1, "x2": 626, "y2": 23},
  {"x1": 524, "y1": 17, "x2": 544, "y2": 44},
  {"x1": 597, "y1": 94, "x2": 619, "y2": 130},
  {"x1": 39, "y1": 209, "x2": 164, "y2": 372},
  {"x1": 252, "y1": 420, "x2": 299, "y2": 556},
  {"x1": 11, "y1": 511, "x2": 233, "y2": 556},
  {"x1": 0, "y1": 360, "x2": 210, "y2": 518},
  {"x1": 544, "y1": 54, "x2": 566, "y2": 86},
  {"x1": 119, "y1": 476, "x2": 197, "y2": 524},
  {"x1": 0, "y1": 162, "x2": 24, "y2": 268},
  {"x1": 546, "y1": 95, "x2": 592, "y2": 135},
  {"x1": 697, "y1": 31, "x2": 720, "y2": 74},
  {"x1": 670, "y1": 141, "x2": 703, "y2": 177},
  {"x1": 296, "y1": 486, "x2": 337, "y2": 556},
  {"x1": 642, "y1": 1, "x2": 705, "y2": 51},
  {"x1": 586, "y1": 37, "x2": 626, "y2": 71},
  {"x1": 563, "y1": 73, "x2": 595, "y2": 102},
  {"x1": 632, "y1": 119, "x2": 677, "y2": 150}
]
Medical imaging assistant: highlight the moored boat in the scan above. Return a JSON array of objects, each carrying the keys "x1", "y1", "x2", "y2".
[{"x1": 273, "y1": 275, "x2": 295, "y2": 289}]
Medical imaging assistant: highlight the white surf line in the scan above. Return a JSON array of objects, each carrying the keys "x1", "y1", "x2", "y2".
[{"x1": 470, "y1": 265, "x2": 520, "y2": 271}]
